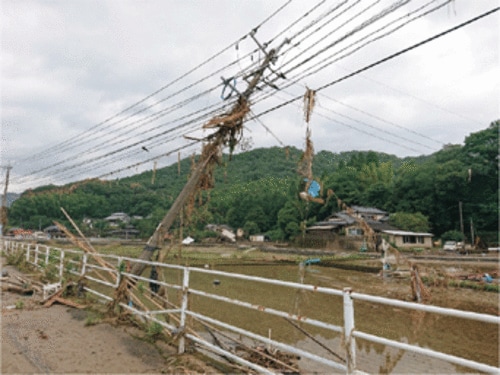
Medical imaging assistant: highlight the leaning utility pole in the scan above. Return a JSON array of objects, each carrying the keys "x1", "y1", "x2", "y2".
[
  {"x1": 131, "y1": 38, "x2": 288, "y2": 276},
  {"x1": 1, "y1": 165, "x2": 12, "y2": 236}
]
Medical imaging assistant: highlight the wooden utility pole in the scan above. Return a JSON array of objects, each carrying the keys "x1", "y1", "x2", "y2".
[
  {"x1": 131, "y1": 38, "x2": 288, "y2": 276},
  {"x1": 1, "y1": 165, "x2": 12, "y2": 236},
  {"x1": 459, "y1": 201, "x2": 464, "y2": 236}
]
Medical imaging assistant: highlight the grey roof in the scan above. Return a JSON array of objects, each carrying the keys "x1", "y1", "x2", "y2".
[
  {"x1": 351, "y1": 206, "x2": 387, "y2": 215},
  {"x1": 105, "y1": 212, "x2": 130, "y2": 221},
  {"x1": 366, "y1": 220, "x2": 399, "y2": 232},
  {"x1": 335, "y1": 212, "x2": 357, "y2": 223},
  {"x1": 383, "y1": 230, "x2": 433, "y2": 237},
  {"x1": 307, "y1": 225, "x2": 338, "y2": 231}
]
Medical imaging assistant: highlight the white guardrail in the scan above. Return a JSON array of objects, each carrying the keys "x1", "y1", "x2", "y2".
[{"x1": 1, "y1": 239, "x2": 499, "y2": 374}]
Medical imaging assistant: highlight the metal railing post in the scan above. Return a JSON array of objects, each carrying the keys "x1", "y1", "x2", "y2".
[
  {"x1": 59, "y1": 250, "x2": 65, "y2": 281},
  {"x1": 81, "y1": 254, "x2": 88, "y2": 276},
  {"x1": 115, "y1": 257, "x2": 123, "y2": 288},
  {"x1": 343, "y1": 287, "x2": 356, "y2": 374},
  {"x1": 178, "y1": 267, "x2": 190, "y2": 354},
  {"x1": 45, "y1": 246, "x2": 50, "y2": 266},
  {"x1": 34, "y1": 244, "x2": 39, "y2": 265}
]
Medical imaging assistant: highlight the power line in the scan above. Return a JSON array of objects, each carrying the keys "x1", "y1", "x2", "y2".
[
  {"x1": 16, "y1": 0, "x2": 295, "y2": 166},
  {"x1": 254, "y1": 6, "x2": 500, "y2": 119},
  {"x1": 11, "y1": 0, "x2": 328, "y2": 188},
  {"x1": 11, "y1": 3, "x2": 497, "y2": 191},
  {"x1": 317, "y1": 92, "x2": 445, "y2": 147}
]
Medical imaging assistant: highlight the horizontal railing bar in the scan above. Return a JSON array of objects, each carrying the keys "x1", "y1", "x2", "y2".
[
  {"x1": 84, "y1": 275, "x2": 116, "y2": 288},
  {"x1": 83, "y1": 287, "x2": 113, "y2": 301},
  {"x1": 103, "y1": 255, "x2": 186, "y2": 271},
  {"x1": 189, "y1": 266, "x2": 345, "y2": 297},
  {"x1": 350, "y1": 292, "x2": 500, "y2": 324},
  {"x1": 187, "y1": 311, "x2": 346, "y2": 371},
  {"x1": 189, "y1": 288, "x2": 343, "y2": 333},
  {"x1": 120, "y1": 272, "x2": 182, "y2": 291},
  {"x1": 105, "y1": 255, "x2": 339, "y2": 296},
  {"x1": 145, "y1": 309, "x2": 181, "y2": 315},
  {"x1": 353, "y1": 330, "x2": 500, "y2": 374},
  {"x1": 84, "y1": 263, "x2": 118, "y2": 274},
  {"x1": 119, "y1": 303, "x2": 177, "y2": 331}
]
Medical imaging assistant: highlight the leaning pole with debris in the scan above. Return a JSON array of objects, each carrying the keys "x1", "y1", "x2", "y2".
[{"x1": 131, "y1": 38, "x2": 288, "y2": 277}]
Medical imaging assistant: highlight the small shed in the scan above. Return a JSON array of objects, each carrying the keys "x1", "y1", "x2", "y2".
[
  {"x1": 44, "y1": 225, "x2": 66, "y2": 238},
  {"x1": 382, "y1": 230, "x2": 433, "y2": 249},
  {"x1": 249, "y1": 234, "x2": 269, "y2": 242}
]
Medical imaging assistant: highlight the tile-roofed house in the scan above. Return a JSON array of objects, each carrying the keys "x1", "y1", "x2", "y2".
[{"x1": 305, "y1": 206, "x2": 433, "y2": 250}]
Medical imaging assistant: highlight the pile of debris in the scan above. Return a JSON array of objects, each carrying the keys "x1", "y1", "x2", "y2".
[{"x1": 1, "y1": 266, "x2": 85, "y2": 310}]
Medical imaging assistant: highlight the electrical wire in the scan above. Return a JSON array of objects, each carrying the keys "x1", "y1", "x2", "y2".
[
  {"x1": 10, "y1": 2, "x2": 497, "y2": 191},
  {"x1": 251, "y1": 6, "x2": 500, "y2": 132},
  {"x1": 15, "y1": 0, "x2": 296, "y2": 166}
]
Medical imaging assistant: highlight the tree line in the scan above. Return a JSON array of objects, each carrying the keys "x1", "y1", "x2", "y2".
[{"x1": 7, "y1": 121, "x2": 498, "y2": 245}]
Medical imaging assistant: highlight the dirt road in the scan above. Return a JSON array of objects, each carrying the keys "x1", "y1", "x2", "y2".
[{"x1": 0, "y1": 259, "x2": 215, "y2": 374}]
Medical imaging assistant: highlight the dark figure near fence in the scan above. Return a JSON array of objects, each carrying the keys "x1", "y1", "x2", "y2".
[{"x1": 149, "y1": 266, "x2": 159, "y2": 294}]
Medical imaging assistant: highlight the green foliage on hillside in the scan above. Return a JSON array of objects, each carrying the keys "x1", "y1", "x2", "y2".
[{"x1": 7, "y1": 122, "x2": 498, "y2": 244}]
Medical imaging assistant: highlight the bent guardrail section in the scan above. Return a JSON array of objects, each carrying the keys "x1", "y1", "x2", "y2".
[{"x1": 2, "y1": 239, "x2": 499, "y2": 374}]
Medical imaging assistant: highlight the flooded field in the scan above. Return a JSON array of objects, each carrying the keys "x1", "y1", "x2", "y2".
[{"x1": 160, "y1": 256, "x2": 499, "y2": 373}]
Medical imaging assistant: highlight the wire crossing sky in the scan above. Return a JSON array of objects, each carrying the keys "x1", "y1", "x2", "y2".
[{"x1": 1, "y1": 0, "x2": 498, "y2": 193}]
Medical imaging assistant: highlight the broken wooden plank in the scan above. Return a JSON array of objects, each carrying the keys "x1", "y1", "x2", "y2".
[
  {"x1": 45, "y1": 296, "x2": 85, "y2": 309},
  {"x1": 42, "y1": 289, "x2": 63, "y2": 307}
]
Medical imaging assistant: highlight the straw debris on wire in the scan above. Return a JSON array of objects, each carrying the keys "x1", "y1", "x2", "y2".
[{"x1": 303, "y1": 87, "x2": 316, "y2": 124}]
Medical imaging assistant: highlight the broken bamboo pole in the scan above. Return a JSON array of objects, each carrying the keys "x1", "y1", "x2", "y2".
[{"x1": 54, "y1": 220, "x2": 116, "y2": 282}]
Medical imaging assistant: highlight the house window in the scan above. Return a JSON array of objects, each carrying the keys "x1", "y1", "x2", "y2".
[
  {"x1": 348, "y1": 228, "x2": 363, "y2": 236},
  {"x1": 403, "y1": 236, "x2": 425, "y2": 244}
]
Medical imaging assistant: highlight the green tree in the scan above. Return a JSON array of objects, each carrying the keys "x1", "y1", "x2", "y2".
[
  {"x1": 243, "y1": 221, "x2": 260, "y2": 236},
  {"x1": 441, "y1": 230, "x2": 465, "y2": 242},
  {"x1": 277, "y1": 201, "x2": 301, "y2": 239},
  {"x1": 459, "y1": 120, "x2": 499, "y2": 232},
  {"x1": 389, "y1": 212, "x2": 430, "y2": 232}
]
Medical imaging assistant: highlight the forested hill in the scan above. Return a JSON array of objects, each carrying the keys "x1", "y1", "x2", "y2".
[
  {"x1": 8, "y1": 121, "x2": 499, "y2": 242},
  {"x1": 124, "y1": 146, "x2": 408, "y2": 188}
]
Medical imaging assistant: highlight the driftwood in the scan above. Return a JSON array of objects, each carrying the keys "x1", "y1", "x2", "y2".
[
  {"x1": 242, "y1": 346, "x2": 300, "y2": 374},
  {"x1": 1, "y1": 284, "x2": 34, "y2": 295},
  {"x1": 1, "y1": 272, "x2": 43, "y2": 295},
  {"x1": 15, "y1": 275, "x2": 43, "y2": 289},
  {"x1": 44, "y1": 295, "x2": 85, "y2": 309}
]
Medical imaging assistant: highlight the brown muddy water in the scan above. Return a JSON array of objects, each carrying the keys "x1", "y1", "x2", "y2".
[{"x1": 162, "y1": 262, "x2": 499, "y2": 374}]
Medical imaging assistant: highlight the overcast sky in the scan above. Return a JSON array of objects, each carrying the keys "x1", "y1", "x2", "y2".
[{"x1": 1, "y1": 0, "x2": 499, "y2": 193}]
